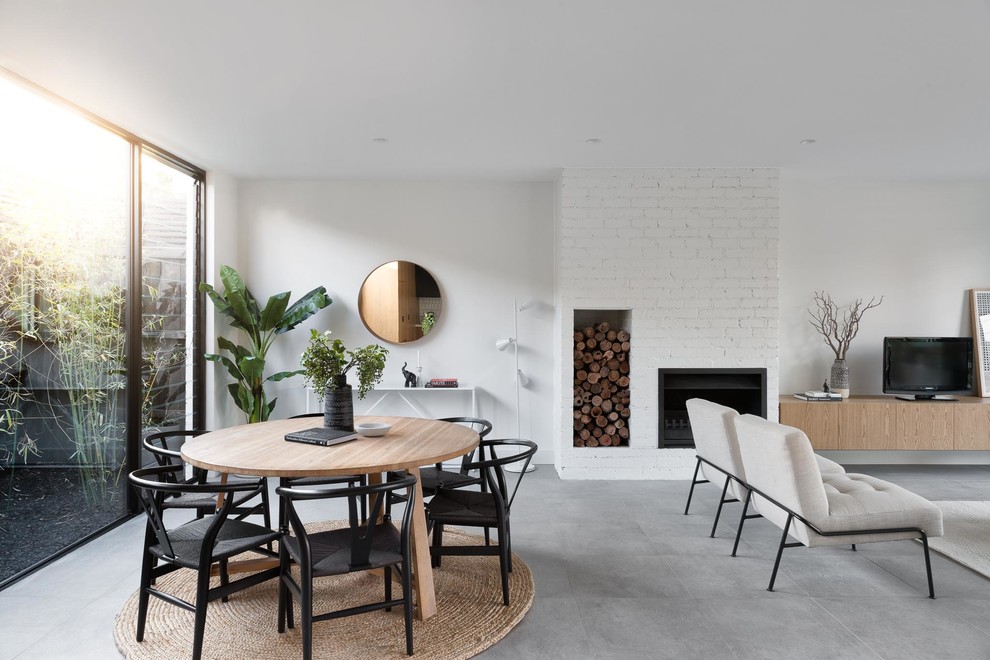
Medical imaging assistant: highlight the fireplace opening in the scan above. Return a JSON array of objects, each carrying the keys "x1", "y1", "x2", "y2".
[{"x1": 658, "y1": 368, "x2": 766, "y2": 448}]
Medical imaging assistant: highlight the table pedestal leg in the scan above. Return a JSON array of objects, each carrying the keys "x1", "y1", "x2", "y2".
[{"x1": 371, "y1": 468, "x2": 436, "y2": 620}]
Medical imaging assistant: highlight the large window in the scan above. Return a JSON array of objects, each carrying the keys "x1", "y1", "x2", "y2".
[{"x1": 0, "y1": 74, "x2": 204, "y2": 587}]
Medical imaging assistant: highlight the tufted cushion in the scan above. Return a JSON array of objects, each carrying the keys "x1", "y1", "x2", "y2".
[{"x1": 796, "y1": 472, "x2": 944, "y2": 547}]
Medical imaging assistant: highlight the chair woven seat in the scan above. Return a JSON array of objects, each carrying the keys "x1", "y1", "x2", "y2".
[
  {"x1": 427, "y1": 489, "x2": 499, "y2": 526},
  {"x1": 149, "y1": 516, "x2": 280, "y2": 569},
  {"x1": 419, "y1": 466, "x2": 482, "y2": 492},
  {"x1": 282, "y1": 525, "x2": 404, "y2": 577},
  {"x1": 164, "y1": 488, "x2": 259, "y2": 511}
]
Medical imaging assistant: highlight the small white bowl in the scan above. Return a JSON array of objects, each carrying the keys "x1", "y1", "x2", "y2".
[{"x1": 356, "y1": 422, "x2": 391, "y2": 437}]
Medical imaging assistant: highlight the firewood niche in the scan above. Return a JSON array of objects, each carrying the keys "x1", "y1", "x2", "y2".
[{"x1": 573, "y1": 318, "x2": 631, "y2": 447}]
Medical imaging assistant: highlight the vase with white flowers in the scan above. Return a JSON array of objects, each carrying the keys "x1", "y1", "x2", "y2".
[{"x1": 300, "y1": 330, "x2": 389, "y2": 430}]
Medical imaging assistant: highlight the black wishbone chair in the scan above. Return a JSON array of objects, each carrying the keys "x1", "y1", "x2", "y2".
[
  {"x1": 286, "y1": 413, "x2": 367, "y2": 521},
  {"x1": 418, "y1": 416, "x2": 493, "y2": 493},
  {"x1": 426, "y1": 438, "x2": 537, "y2": 606},
  {"x1": 143, "y1": 430, "x2": 272, "y2": 531},
  {"x1": 386, "y1": 416, "x2": 493, "y2": 521},
  {"x1": 276, "y1": 475, "x2": 417, "y2": 658},
  {"x1": 129, "y1": 465, "x2": 280, "y2": 660}
]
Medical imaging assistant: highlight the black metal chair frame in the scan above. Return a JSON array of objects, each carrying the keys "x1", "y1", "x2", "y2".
[
  {"x1": 286, "y1": 413, "x2": 368, "y2": 521},
  {"x1": 425, "y1": 416, "x2": 493, "y2": 487},
  {"x1": 129, "y1": 465, "x2": 280, "y2": 660},
  {"x1": 276, "y1": 475, "x2": 417, "y2": 658},
  {"x1": 386, "y1": 416, "x2": 493, "y2": 531},
  {"x1": 684, "y1": 455, "x2": 762, "y2": 556},
  {"x1": 143, "y1": 430, "x2": 273, "y2": 530},
  {"x1": 736, "y1": 479, "x2": 936, "y2": 599},
  {"x1": 427, "y1": 438, "x2": 537, "y2": 606}
]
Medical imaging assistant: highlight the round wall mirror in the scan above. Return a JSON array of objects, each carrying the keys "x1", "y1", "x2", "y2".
[{"x1": 358, "y1": 261, "x2": 442, "y2": 344}]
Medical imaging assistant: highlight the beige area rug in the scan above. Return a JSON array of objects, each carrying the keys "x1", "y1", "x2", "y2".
[
  {"x1": 114, "y1": 524, "x2": 533, "y2": 659},
  {"x1": 927, "y1": 501, "x2": 990, "y2": 579}
]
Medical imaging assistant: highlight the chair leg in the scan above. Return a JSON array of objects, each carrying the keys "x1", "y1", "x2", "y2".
[
  {"x1": 921, "y1": 532, "x2": 936, "y2": 599},
  {"x1": 136, "y1": 552, "x2": 154, "y2": 642},
  {"x1": 192, "y1": 566, "x2": 212, "y2": 660},
  {"x1": 219, "y1": 559, "x2": 230, "y2": 603},
  {"x1": 301, "y1": 569, "x2": 313, "y2": 660},
  {"x1": 384, "y1": 565, "x2": 393, "y2": 611},
  {"x1": 432, "y1": 523, "x2": 443, "y2": 568},
  {"x1": 285, "y1": 580, "x2": 295, "y2": 630},
  {"x1": 731, "y1": 488, "x2": 752, "y2": 557},
  {"x1": 498, "y1": 530, "x2": 510, "y2": 606},
  {"x1": 684, "y1": 457, "x2": 703, "y2": 515},
  {"x1": 768, "y1": 514, "x2": 793, "y2": 592},
  {"x1": 277, "y1": 575, "x2": 287, "y2": 633},
  {"x1": 261, "y1": 479, "x2": 274, "y2": 551},
  {"x1": 402, "y1": 556, "x2": 414, "y2": 656},
  {"x1": 851, "y1": 544, "x2": 857, "y2": 551},
  {"x1": 710, "y1": 477, "x2": 732, "y2": 538},
  {"x1": 505, "y1": 519, "x2": 513, "y2": 573}
]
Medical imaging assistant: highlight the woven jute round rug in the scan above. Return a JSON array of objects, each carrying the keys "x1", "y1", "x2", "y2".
[{"x1": 114, "y1": 523, "x2": 533, "y2": 659}]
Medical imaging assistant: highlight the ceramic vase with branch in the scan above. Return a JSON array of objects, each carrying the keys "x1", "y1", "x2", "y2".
[{"x1": 808, "y1": 291, "x2": 883, "y2": 398}]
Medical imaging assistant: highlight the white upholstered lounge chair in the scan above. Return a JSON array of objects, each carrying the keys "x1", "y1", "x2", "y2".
[
  {"x1": 684, "y1": 398, "x2": 845, "y2": 554},
  {"x1": 733, "y1": 414, "x2": 943, "y2": 598}
]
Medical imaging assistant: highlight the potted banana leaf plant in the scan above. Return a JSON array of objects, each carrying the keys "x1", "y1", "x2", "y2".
[{"x1": 200, "y1": 265, "x2": 332, "y2": 423}]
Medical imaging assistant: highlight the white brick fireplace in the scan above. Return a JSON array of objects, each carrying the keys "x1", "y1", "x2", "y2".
[{"x1": 554, "y1": 168, "x2": 780, "y2": 479}]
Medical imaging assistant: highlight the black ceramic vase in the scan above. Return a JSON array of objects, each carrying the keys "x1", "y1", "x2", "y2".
[{"x1": 323, "y1": 375, "x2": 354, "y2": 431}]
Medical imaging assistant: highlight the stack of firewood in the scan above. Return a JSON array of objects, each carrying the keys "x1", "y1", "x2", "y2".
[{"x1": 573, "y1": 322, "x2": 630, "y2": 447}]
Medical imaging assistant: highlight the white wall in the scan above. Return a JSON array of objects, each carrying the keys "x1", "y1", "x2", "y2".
[
  {"x1": 780, "y1": 178, "x2": 990, "y2": 463},
  {"x1": 780, "y1": 178, "x2": 990, "y2": 394},
  {"x1": 204, "y1": 170, "x2": 242, "y2": 431},
  {"x1": 234, "y1": 181, "x2": 555, "y2": 463},
  {"x1": 556, "y1": 168, "x2": 780, "y2": 478}
]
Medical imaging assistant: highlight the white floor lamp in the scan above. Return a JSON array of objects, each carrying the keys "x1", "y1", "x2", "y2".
[{"x1": 495, "y1": 298, "x2": 535, "y2": 473}]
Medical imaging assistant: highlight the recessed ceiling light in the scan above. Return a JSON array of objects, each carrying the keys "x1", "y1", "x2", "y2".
[
  {"x1": 799, "y1": 139, "x2": 817, "y2": 145},
  {"x1": 586, "y1": 138, "x2": 602, "y2": 144},
  {"x1": 371, "y1": 137, "x2": 388, "y2": 143}
]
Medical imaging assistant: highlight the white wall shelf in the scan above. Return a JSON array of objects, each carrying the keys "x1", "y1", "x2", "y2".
[{"x1": 306, "y1": 386, "x2": 477, "y2": 419}]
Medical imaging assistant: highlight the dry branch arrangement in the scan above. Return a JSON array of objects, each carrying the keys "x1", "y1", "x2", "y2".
[
  {"x1": 808, "y1": 291, "x2": 883, "y2": 360},
  {"x1": 573, "y1": 322, "x2": 630, "y2": 447}
]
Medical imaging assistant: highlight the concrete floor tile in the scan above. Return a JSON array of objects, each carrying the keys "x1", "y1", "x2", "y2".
[
  {"x1": 699, "y1": 594, "x2": 880, "y2": 660},
  {"x1": 817, "y1": 596, "x2": 990, "y2": 660}
]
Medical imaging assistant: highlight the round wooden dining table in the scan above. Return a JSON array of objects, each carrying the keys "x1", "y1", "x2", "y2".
[{"x1": 181, "y1": 415, "x2": 480, "y2": 620}]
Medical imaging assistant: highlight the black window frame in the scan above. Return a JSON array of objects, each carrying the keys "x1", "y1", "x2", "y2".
[{"x1": 0, "y1": 67, "x2": 206, "y2": 588}]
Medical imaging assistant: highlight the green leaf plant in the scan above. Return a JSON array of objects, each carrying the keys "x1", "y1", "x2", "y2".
[
  {"x1": 300, "y1": 330, "x2": 389, "y2": 399},
  {"x1": 200, "y1": 265, "x2": 332, "y2": 423}
]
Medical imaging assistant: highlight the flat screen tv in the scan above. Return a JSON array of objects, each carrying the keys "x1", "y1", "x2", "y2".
[{"x1": 883, "y1": 337, "x2": 973, "y2": 400}]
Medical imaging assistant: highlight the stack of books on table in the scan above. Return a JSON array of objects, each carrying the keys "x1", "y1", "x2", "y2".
[
  {"x1": 793, "y1": 391, "x2": 843, "y2": 401},
  {"x1": 425, "y1": 378, "x2": 459, "y2": 388}
]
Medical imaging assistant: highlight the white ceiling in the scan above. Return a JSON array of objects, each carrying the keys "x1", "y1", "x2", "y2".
[{"x1": 1, "y1": 0, "x2": 989, "y2": 181}]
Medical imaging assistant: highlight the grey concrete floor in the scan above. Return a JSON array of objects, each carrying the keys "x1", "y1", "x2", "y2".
[{"x1": 3, "y1": 465, "x2": 990, "y2": 659}]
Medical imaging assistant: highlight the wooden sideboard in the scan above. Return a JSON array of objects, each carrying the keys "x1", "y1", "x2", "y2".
[{"x1": 778, "y1": 395, "x2": 990, "y2": 451}]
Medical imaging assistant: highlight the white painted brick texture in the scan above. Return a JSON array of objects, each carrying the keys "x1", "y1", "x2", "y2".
[{"x1": 557, "y1": 168, "x2": 780, "y2": 479}]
